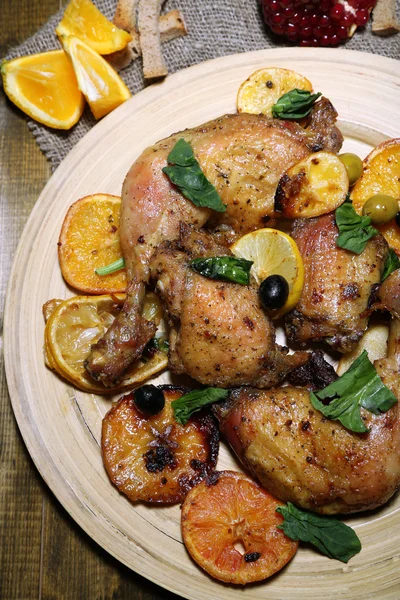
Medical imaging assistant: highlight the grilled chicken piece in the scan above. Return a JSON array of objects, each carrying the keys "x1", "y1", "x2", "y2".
[
  {"x1": 302, "y1": 97, "x2": 343, "y2": 154},
  {"x1": 149, "y1": 225, "x2": 308, "y2": 388},
  {"x1": 215, "y1": 319, "x2": 400, "y2": 515},
  {"x1": 86, "y1": 109, "x2": 342, "y2": 384},
  {"x1": 378, "y1": 269, "x2": 400, "y2": 319},
  {"x1": 285, "y1": 213, "x2": 388, "y2": 353}
]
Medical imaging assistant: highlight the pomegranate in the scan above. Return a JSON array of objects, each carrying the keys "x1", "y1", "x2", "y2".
[{"x1": 261, "y1": 0, "x2": 377, "y2": 46}]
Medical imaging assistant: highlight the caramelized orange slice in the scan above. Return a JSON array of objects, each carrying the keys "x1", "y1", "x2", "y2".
[
  {"x1": 102, "y1": 387, "x2": 219, "y2": 503},
  {"x1": 181, "y1": 471, "x2": 298, "y2": 584},
  {"x1": 58, "y1": 194, "x2": 126, "y2": 294},
  {"x1": 351, "y1": 139, "x2": 400, "y2": 253}
]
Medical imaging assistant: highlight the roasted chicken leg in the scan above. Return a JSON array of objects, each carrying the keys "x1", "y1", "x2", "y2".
[
  {"x1": 215, "y1": 318, "x2": 400, "y2": 514},
  {"x1": 149, "y1": 225, "x2": 308, "y2": 388},
  {"x1": 285, "y1": 213, "x2": 388, "y2": 353}
]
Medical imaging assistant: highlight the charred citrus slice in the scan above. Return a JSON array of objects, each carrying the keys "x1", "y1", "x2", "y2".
[
  {"x1": 1, "y1": 50, "x2": 85, "y2": 129},
  {"x1": 60, "y1": 35, "x2": 131, "y2": 120},
  {"x1": 181, "y1": 471, "x2": 298, "y2": 584},
  {"x1": 44, "y1": 293, "x2": 167, "y2": 393},
  {"x1": 275, "y1": 152, "x2": 349, "y2": 218},
  {"x1": 56, "y1": 0, "x2": 132, "y2": 55},
  {"x1": 231, "y1": 229, "x2": 304, "y2": 318},
  {"x1": 351, "y1": 139, "x2": 400, "y2": 253},
  {"x1": 58, "y1": 194, "x2": 126, "y2": 294},
  {"x1": 237, "y1": 67, "x2": 313, "y2": 117},
  {"x1": 102, "y1": 387, "x2": 219, "y2": 503}
]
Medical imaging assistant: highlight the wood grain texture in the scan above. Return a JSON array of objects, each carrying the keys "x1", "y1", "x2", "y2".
[
  {"x1": 0, "y1": 2, "x2": 178, "y2": 599},
  {"x1": 3, "y1": 47, "x2": 400, "y2": 600}
]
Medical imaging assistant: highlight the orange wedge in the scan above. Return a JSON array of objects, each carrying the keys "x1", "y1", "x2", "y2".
[
  {"x1": 58, "y1": 194, "x2": 127, "y2": 294},
  {"x1": 1, "y1": 50, "x2": 85, "y2": 129},
  {"x1": 56, "y1": 0, "x2": 132, "y2": 55},
  {"x1": 60, "y1": 35, "x2": 131, "y2": 119}
]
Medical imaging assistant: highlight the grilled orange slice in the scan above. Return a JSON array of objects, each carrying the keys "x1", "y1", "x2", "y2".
[
  {"x1": 44, "y1": 293, "x2": 166, "y2": 393},
  {"x1": 1, "y1": 50, "x2": 85, "y2": 129},
  {"x1": 58, "y1": 194, "x2": 126, "y2": 294},
  {"x1": 275, "y1": 151, "x2": 349, "y2": 218},
  {"x1": 56, "y1": 0, "x2": 132, "y2": 55},
  {"x1": 102, "y1": 387, "x2": 219, "y2": 503},
  {"x1": 351, "y1": 139, "x2": 400, "y2": 253},
  {"x1": 181, "y1": 471, "x2": 298, "y2": 584}
]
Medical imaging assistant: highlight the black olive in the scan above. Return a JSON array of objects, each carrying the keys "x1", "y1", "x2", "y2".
[
  {"x1": 259, "y1": 274, "x2": 289, "y2": 311},
  {"x1": 396, "y1": 212, "x2": 400, "y2": 228},
  {"x1": 134, "y1": 385, "x2": 165, "y2": 417}
]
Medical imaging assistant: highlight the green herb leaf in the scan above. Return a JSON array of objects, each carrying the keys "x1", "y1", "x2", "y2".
[
  {"x1": 276, "y1": 503, "x2": 361, "y2": 563},
  {"x1": 335, "y1": 202, "x2": 379, "y2": 254},
  {"x1": 162, "y1": 138, "x2": 226, "y2": 212},
  {"x1": 382, "y1": 248, "x2": 400, "y2": 281},
  {"x1": 95, "y1": 257, "x2": 125, "y2": 276},
  {"x1": 172, "y1": 387, "x2": 229, "y2": 425},
  {"x1": 272, "y1": 89, "x2": 322, "y2": 120},
  {"x1": 190, "y1": 256, "x2": 253, "y2": 285},
  {"x1": 310, "y1": 350, "x2": 397, "y2": 433}
]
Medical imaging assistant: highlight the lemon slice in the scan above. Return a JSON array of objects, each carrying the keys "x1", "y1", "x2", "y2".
[
  {"x1": 58, "y1": 194, "x2": 126, "y2": 294},
  {"x1": 45, "y1": 293, "x2": 167, "y2": 393},
  {"x1": 237, "y1": 67, "x2": 313, "y2": 117},
  {"x1": 56, "y1": 0, "x2": 132, "y2": 55},
  {"x1": 1, "y1": 50, "x2": 85, "y2": 129},
  {"x1": 60, "y1": 35, "x2": 131, "y2": 120},
  {"x1": 231, "y1": 228, "x2": 304, "y2": 317}
]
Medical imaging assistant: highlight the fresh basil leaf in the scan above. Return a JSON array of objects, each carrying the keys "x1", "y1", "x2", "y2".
[
  {"x1": 310, "y1": 350, "x2": 397, "y2": 433},
  {"x1": 190, "y1": 256, "x2": 253, "y2": 285},
  {"x1": 382, "y1": 248, "x2": 400, "y2": 281},
  {"x1": 276, "y1": 503, "x2": 361, "y2": 563},
  {"x1": 172, "y1": 387, "x2": 229, "y2": 425},
  {"x1": 335, "y1": 202, "x2": 379, "y2": 254},
  {"x1": 272, "y1": 89, "x2": 322, "y2": 120},
  {"x1": 162, "y1": 138, "x2": 226, "y2": 213},
  {"x1": 95, "y1": 257, "x2": 125, "y2": 276}
]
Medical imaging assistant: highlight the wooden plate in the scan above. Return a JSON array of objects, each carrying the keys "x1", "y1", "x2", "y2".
[{"x1": 5, "y1": 48, "x2": 400, "y2": 599}]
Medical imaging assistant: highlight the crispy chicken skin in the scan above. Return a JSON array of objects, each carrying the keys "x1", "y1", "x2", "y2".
[
  {"x1": 285, "y1": 213, "x2": 388, "y2": 353},
  {"x1": 149, "y1": 225, "x2": 308, "y2": 388},
  {"x1": 85, "y1": 108, "x2": 342, "y2": 384},
  {"x1": 215, "y1": 319, "x2": 400, "y2": 514}
]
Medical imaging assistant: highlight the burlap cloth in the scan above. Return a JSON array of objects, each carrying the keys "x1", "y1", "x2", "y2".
[{"x1": 5, "y1": 0, "x2": 400, "y2": 171}]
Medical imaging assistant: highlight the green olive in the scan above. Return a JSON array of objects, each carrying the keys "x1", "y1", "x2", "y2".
[
  {"x1": 362, "y1": 194, "x2": 399, "y2": 224},
  {"x1": 339, "y1": 153, "x2": 363, "y2": 186}
]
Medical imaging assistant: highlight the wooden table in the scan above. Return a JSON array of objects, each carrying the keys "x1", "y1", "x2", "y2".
[{"x1": 0, "y1": 2, "x2": 177, "y2": 598}]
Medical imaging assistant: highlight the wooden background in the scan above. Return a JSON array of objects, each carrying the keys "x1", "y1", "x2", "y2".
[{"x1": 0, "y1": 2, "x2": 177, "y2": 598}]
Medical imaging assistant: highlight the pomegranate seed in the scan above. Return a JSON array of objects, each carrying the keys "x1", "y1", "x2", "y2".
[
  {"x1": 355, "y1": 8, "x2": 369, "y2": 25},
  {"x1": 319, "y1": 14, "x2": 331, "y2": 27},
  {"x1": 330, "y1": 3, "x2": 345, "y2": 19}
]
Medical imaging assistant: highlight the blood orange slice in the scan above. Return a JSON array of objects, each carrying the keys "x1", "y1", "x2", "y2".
[{"x1": 181, "y1": 471, "x2": 298, "y2": 584}]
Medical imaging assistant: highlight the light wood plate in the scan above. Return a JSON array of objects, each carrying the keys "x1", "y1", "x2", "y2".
[{"x1": 5, "y1": 48, "x2": 400, "y2": 599}]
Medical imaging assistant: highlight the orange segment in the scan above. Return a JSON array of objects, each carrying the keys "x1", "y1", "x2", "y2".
[
  {"x1": 351, "y1": 139, "x2": 400, "y2": 253},
  {"x1": 1, "y1": 50, "x2": 85, "y2": 129},
  {"x1": 181, "y1": 471, "x2": 298, "y2": 584},
  {"x1": 56, "y1": 0, "x2": 132, "y2": 55},
  {"x1": 60, "y1": 35, "x2": 131, "y2": 120},
  {"x1": 58, "y1": 194, "x2": 126, "y2": 294}
]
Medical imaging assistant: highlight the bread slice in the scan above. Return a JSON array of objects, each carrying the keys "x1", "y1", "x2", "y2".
[
  {"x1": 372, "y1": 0, "x2": 400, "y2": 35},
  {"x1": 138, "y1": 0, "x2": 168, "y2": 79}
]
